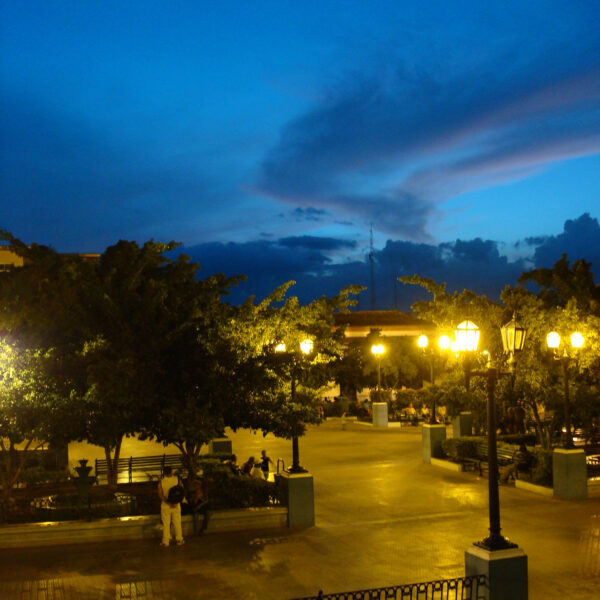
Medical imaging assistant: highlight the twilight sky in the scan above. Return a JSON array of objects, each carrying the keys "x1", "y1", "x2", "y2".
[{"x1": 2, "y1": 1, "x2": 599, "y2": 308}]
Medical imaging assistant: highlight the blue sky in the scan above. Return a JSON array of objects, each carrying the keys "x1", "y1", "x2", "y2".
[{"x1": 1, "y1": 1, "x2": 599, "y2": 307}]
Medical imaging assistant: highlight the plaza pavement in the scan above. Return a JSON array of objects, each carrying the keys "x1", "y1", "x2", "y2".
[{"x1": 0, "y1": 420, "x2": 598, "y2": 599}]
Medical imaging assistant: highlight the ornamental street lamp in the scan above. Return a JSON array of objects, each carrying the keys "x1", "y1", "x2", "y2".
[
  {"x1": 546, "y1": 330, "x2": 584, "y2": 449},
  {"x1": 275, "y1": 339, "x2": 314, "y2": 473},
  {"x1": 417, "y1": 334, "x2": 451, "y2": 424},
  {"x1": 370, "y1": 343, "x2": 385, "y2": 392},
  {"x1": 455, "y1": 315, "x2": 526, "y2": 551}
]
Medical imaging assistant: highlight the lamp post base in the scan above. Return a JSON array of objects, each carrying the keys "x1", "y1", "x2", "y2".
[
  {"x1": 465, "y1": 545, "x2": 528, "y2": 600},
  {"x1": 552, "y1": 448, "x2": 587, "y2": 500},
  {"x1": 372, "y1": 402, "x2": 388, "y2": 427},
  {"x1": 275, "y1": 471, "x2": 314, "y2": 528},
  {"x1": 422, "y1": 423, "x2": 446, "y2": 463}
]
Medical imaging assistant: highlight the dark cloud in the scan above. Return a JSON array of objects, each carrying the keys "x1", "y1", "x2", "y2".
[
  {"x1": 278, "y1": 236, "x2": 356, "y2": 251},
  {"x1": 181, "y1": 215, "x2": 600, "y2": 309},
  {"x1": 258, "y1": 39, "x2": 600, "y2": 238},
  {"x1": 292, "y1": 207, "x2": 328, "y2": 222},
  {"x1": 529, "y1": 213, "x2": 600, "y2": 272}
]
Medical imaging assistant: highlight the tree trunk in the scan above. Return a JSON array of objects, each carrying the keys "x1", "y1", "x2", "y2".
[
  {"x1": 104, "y1": 437, "x2": 122, "y2": 489},
  {"x1": 526, "y1": 401, "x2": 550, "y2": 450},
  {"x1": 0, "y1": 440, "x2": 32, "y2": 522},
  {"x1": 181, "y1": 441, "x2": 201, "y2": 482}
]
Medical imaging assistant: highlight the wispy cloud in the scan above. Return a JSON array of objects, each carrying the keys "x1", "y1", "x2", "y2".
[{"x1": 258, "y1": 38, "x2": 600, "y2": 239}]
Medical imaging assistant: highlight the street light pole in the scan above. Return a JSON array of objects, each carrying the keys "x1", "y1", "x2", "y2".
[
  {"x1": 418, "y1": 334, "x2": 451, "y2": 425},
  {"x1": 456, "y1": 316, "x2": 526, "y2": 551},
  {"x1": 546, "y1": 331, "x2": 584, "y2": 450}
]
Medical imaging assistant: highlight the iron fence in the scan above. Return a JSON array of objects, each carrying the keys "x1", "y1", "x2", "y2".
[{"x1": 291, "y1": 575, "x2": 487, "y2": 600}]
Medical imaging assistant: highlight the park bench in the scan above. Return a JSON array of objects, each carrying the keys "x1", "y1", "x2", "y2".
[
  {"x1": 587, "y1": 455, "x2": 600, "y2": 478},
  {"x1": 462, "y1": 442, "x2": 532, "y2": 480},
  {"x1": 94, "y1": 454, "x2": 187, "y2": 483}
]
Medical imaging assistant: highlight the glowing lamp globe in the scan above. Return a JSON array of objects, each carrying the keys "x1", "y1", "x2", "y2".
[
  {"x1": 300, "y1": 339, "x2": 314, "y2": 355},
  {"x1": 274, "y1": 342, "x2": 286, "y2": 353},
  {"x1": 417, "y1": 335, "x2": 429, "y2": 349},
  {"x1": 438, "y1": 335, "x2": 451, "y2": 350},
  {"x1": 546, "y1": 331, "x2": 560, "y2": 350},
  {"x1": 455, "y1": 320, "x2": 480, "y2": 352},
  {"x1": 371, "y1": 343, "x2": 385, "y2": 356},
  {"x1": 570, "y1": 332, "x2": 584, "y2": 349}
]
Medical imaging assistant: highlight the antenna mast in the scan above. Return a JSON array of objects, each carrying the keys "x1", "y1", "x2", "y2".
[{"x1": 369, "y1": 225, "x2": 375, "y2": 310}]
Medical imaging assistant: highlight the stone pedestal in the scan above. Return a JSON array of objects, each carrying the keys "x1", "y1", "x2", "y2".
[
  {"x1": 372, "y1": 402, "x2": 388, "y2": 427},
  {"x1": 465, "y1": 546, "x2": 528, "y2": 600},
  {"x1": 209, "y1": 437, "x2": 233, "y2": 455},
  {"x1": 553, "y1": 448, "x2": 587, "y2": 500},
  {"x1": 276, "y1": 472, "x2": 315, "y2": 528},
  {"x1": 453, "y1": 412, "x2": 473, "y2": 437},
  {"x1": 422, "y1": 424, "x2": 446, "y2": 463}
]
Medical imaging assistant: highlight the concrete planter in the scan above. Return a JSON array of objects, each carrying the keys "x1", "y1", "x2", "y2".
[
  {"x1": 0, "y1": 506, "x2": 288, "y2": 549},
  {"x1": 514, "y1": 480, "x2": 553, "y2": 497},
  {"x1": 430, "y1": 457, "x2": 463, "y2": 472}
]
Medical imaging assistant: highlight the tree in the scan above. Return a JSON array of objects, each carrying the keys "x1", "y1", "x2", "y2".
[
  {"x1": 0, "y1": 344, "x2": 75, "y2": 519},
  {"x1": 231, "y1": 284, "x2": 362, "y2": 471}
]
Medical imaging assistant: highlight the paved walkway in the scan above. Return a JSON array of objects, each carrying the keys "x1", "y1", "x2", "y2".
[{"x1": 1, "y1": 421, "x2": 598, "y2": 599}]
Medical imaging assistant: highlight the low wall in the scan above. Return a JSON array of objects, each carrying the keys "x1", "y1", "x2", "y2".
[{"x1": 0, "y1": 506, "x2": 288, "y2": 548}]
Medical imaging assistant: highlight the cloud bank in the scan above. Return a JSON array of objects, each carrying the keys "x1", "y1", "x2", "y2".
[{"x1": 182, "y1": 214, "x2": 600, "y2": 309}]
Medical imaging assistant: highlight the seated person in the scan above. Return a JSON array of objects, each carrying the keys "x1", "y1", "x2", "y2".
[
  {"x1": 224, "y1": 454, "x2": 240, "y2": 475},
  {"x1": 185, "y1": 477, "x2": 209, "y2": 533},
  {"x1": 241, "y1": 456, "x2": 255, "y2": 475},
  {"x1": 500, "y1": 444, "x2": 534, "y2": 483}
]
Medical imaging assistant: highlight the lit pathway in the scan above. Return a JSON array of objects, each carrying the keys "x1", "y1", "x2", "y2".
[{"x1": 0, "y1": 420, "x2": 598, "y2": 599}]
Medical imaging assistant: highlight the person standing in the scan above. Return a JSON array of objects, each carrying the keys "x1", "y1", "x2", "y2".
[
  {"x1": 259, "y1": 449, "x2": 273, "y2": 480},
  {"x1": 158, "y1": 466, "x2": 184, "y2": 547}
]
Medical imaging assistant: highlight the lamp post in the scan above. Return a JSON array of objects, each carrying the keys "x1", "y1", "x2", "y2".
[
  {"x1": 456, "y1": 316, "x2": 526, "y2": 551},
  {"x1": 417, "y1": 334, "x2": 451, "y2": 424},
  {"x1": 546, "y1": 330, "x2": 584, "y2": 449},
  {"x1": 370, "y1": 343, "x2": 385, "y2": 393},
  {"x1": 276, "y1": 339, "x2": 314, "y2": 473}
]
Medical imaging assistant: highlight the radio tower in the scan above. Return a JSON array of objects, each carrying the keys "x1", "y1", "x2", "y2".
[{"x1": 369, "y1": 225, "x2": 375, "y2": 310}]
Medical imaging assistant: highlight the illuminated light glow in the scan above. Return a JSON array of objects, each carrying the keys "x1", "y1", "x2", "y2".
[
  {"x1": 300, "y1": 339, "x2": 314, "y2": 354},
  {"x1": 455, "y1": 320, "x2": 480, "y2": 352},
  {"x1": 450, "y1": 341, "x2": 459, "y2": 353},
  {"x1": 546, "y1": 331, "x2": 561, "y2": 349},
  {"x1": 274, "y1": 342, "x2": 286, "y2": 353},
  {"x1": 371, "y1": 343, "x2": 385, "y2": 356},
  {"x1": 570, "y1": 332, "x2": 584, "y2": 349},
  {"x1": 438, "y1": 335, "x2": 451, "y2": 350},
  {"x1": 417, "y1": 334, "x2": 428, "y2": 349}
]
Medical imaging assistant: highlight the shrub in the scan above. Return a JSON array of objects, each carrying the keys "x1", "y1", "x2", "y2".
[
  {"x1": 441, "y1": 437, "x2": 481, "y2": 461},
  {"x1": 204, "y1": 465, "x2": 280, "y2": 509},
  {"x1": 530, "y1": 447, "x2": 553, "y2": 487},
  {"x1": 498, "y1": 433, "x2": 537, "y2": 446},
  {"x1": 21, "y1": 466, "x2": 70, "y2": 486}
]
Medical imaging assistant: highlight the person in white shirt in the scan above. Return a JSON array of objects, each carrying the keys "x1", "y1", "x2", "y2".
[{"x1": 157, "y1": 466, "x2": 184, "y2": 547}]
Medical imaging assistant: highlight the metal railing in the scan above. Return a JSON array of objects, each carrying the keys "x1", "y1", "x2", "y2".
[{"x1": 291, "y1": 575, "x2": 487, "y2": 600}]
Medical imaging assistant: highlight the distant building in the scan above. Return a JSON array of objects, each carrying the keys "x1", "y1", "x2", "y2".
[
  {"x1": 0, "y1": 247, "x2": 24, "y2": 271},
  {"x1": 334, "y1": 310, "x2": 436, "y2": 340},
  {"x1": 0, "y1": 246, "x2": 99, "y2": 271}
]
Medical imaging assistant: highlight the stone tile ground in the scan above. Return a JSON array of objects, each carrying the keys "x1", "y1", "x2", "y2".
[{"x1": 0, "y1": 421, "x2": 598, "y2": 599}]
